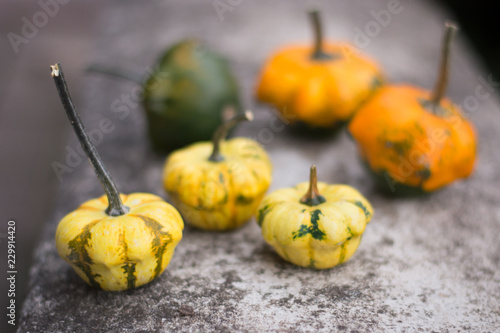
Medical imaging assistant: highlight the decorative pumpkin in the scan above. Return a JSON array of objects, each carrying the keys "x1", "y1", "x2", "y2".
[
  {"x1": 256, "y1": 10, "x2": 383, "y2": 129},
  {"x1": 348, "y1": 22, "x2": 477, "y2": 194},
  {"x1": 257, "y1": 165, "x2": 373, "y2": 269},
  {"x1": 89, "y1": 39, "x2": 241, "y2": 151},
  {"x1": 51, "y1": 63, "x2": 184, "y2": 291},
  {"x1": 163, "y1": 110, "x2": 272, "y2": 230}
]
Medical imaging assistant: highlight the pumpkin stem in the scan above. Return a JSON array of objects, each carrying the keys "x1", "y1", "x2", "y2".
[
  {"x1": 309, "y1": 10, "x2": 332, "y2": 60},
  {"x1": 208, "y1": 108, "x2": 253, "y2": 162},
  {"x1": 51, "y1": 63, "x2": 129, "y2": 216},
  {"x1": 430, "y1": 21, "x2": 458, "y2": 111},
  {"x1": 86, "y1": 63, "x2": 144, "y2": 85},
  {"x1": 300, "y1": 165, "x2": 326, "y2": 206}
]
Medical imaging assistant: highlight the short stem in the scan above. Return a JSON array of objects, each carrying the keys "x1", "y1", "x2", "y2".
[
  {"x1": 208, "y1": 109, "x2": 253, "y2": 162},
  {"x1": 51, "y1": 63, "x2": 129, "y2": 216},
  {"x1": 430, "y1": 21, "x2": 458, "y2": 111},
  {"x1": 309, "y1": 10, "x2": 332, "y2": 60},
  {"x1": 300, "y1": 165, "x2": 326, "y2": 206}
]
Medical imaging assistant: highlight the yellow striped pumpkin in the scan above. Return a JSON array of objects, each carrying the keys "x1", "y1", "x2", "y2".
[
  {"x1": 163, "y1": 137, "x2": 272, "y2": 230},
  {"x1": 55, "y1": 193, "x2": 184, "y2": 291},
  {"x1": 257, "y1": 166, "x2": 373, "y2": 269},
  {"x1": 51, "y1": 63, "x2": 184, "y2": 292}
]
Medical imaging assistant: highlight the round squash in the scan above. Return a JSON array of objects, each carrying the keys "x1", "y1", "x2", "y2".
[
  {"x1": 163, "y1": 111, "x2": 273, "y2": 230},
  {"x1": 257, "y1": 165, "x2": 373, "y2": 269},
  {"x1": 348, "y1": 22, "x2": 476, "y2": 194},
  {"x1": 56, "y1": 193, "x2": 183, "y2": 291},
  {"x1": 143, "y1": 39, "x2": 241, "y2": 151},
  {"x1": 256, "y1": 10, "x2": 383, "y2": 128}
]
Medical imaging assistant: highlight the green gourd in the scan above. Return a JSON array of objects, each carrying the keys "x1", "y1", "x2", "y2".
[{"x1": 89, "y1": 39, "x2": 241, "y2": 151}]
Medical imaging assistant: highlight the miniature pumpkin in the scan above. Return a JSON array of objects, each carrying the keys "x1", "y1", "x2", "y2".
[
  {"x1": 348, "y1": 22, "x2": 476, "y2": 194},
  {"x1": 89, "y1": 39, "x2": 241, "y2": 151},
  {"x1": 51, "y1": 64, "x2": 183, "y2": 291},
  {"x1": 257, "y1": 165, "x2": 373, "y2": 269},
  {"x1": 256, "y1": 10, "x2": 383, "y2": 128},
  {"x1": 163, "y1": 110, "x2": 272, "y2": 230}
]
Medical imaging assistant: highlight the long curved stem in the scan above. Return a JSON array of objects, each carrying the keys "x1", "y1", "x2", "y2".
[
  {"x1": 430, "y1": 21, "x2": 458, "y2": 110},
  {"x1": 300, "y1": 165, "x2": 326, "y2": 206},
  {"x1": 51, "y1": 63, "x2": 129, "y2": 216},
  {"x1": 309, "y1": 10, "x2": 332, "y2": 60},
  {"x1": 208, "y1": 109, "x2": 253, "y2": 162},
  {"x1": 86, "y1": 63, "x2": 144, "y2": 85}
]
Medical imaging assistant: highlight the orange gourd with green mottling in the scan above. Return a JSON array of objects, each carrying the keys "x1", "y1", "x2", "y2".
[
  {"x1": 349, "y1": 22, "x2": 476, "y2": 194},
  {"x1": 51, "y1": 64, "x2": 183, "y2": 291},
  {"x1": 256, "y1": 10, "x2": 383, "y2": 128},
  {"x1": 163, "y1": 110, "x2": 272, "y2": 230},
  {"x1": 257, "y1": 166, "x2": 373, "y2": 269}
]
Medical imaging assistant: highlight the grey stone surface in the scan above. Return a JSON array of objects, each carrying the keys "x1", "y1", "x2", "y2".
[{"x1": 19, "y1": 0, "x2": 500, "y2": 332}]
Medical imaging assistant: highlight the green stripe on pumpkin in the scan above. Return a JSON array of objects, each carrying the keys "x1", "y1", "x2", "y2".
[
  {"x1": 122, "y1": 263, "x2": 137, "y2": 289},
  {"x1": 133, "y1": 214, "x2": 173, "y2": 280},
  {"x1": 308, "y1": 257, "x2": 316, "y2": 269},
  {"x1": 236, "y1": 194, "x2": 253, "y2": 205},
  {"x1": 292, "y1": 209, "x2": 326, "y2": 241},
  {"x1": 67, "y1": 219, "x2": 101, "y2": 289},
  {"x1": 338, "y1": 241, "x2": 347, "y2": 264},
  {"x1": 119, "y1": 231, "x2": 137, "y2": 289},
  {"x1": 351, "y1": 200, "x2": 371, "y2": 219},
  {"x1": 257, "y1": 204, "x2": 271, "y2": 227}
]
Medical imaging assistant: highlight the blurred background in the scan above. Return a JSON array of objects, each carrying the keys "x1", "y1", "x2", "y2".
[{"x1": 0, "y1": 1, "x2": 499, "y2": 332}]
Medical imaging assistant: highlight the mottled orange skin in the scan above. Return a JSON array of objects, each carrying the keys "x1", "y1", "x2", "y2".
[
  {"x1": 349, "y1": 85, "x2": 477, "y2": 192},
  {"x1": 256, "y1": 43, "x2": 383, "y2": 128}
]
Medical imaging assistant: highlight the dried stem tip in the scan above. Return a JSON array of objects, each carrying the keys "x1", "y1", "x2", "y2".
[{"x1": 430, "y1": 21, "x2": 458, "y2": 110}]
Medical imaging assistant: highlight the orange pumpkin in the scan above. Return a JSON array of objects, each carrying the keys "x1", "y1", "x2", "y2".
[
  {"x1": 349, "y1": 22, "x2": 476, "y2": 194},
  {"x1": 256, "y1": 10, "x2": 384, "y2": 128}
]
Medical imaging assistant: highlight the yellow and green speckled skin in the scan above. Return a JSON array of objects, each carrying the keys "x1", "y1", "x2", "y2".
[
  {"x1": 257, "y1": 183, "x2": 373, "y2": 269},
  {"x1": 163, "y1": 137, "x2": 272, "y2": 231},
  {"x1": 55, "y1": 193, "x2": 184, "y2": 291}
]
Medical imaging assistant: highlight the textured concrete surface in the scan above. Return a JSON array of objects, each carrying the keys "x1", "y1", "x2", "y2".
[{"x1": 19, "y1": 0, "x2": 500, "y2": 332}]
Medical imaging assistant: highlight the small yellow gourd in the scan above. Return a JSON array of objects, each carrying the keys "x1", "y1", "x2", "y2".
[
  {"x1": 257, "y1": 165, "x2": 373, "y2": 269},
  {"x1": 51, "y1": 64, "x2": 183, "y2": 291},
  {"x1": 56, "y1": 193, "x2": 183, "y2": 291},
  {"x1": 163, "y1": 110, "x2": 272, "y2": 230}
]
